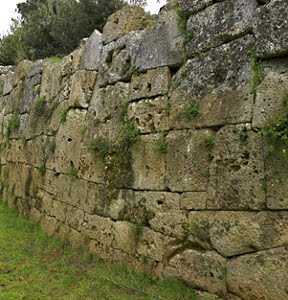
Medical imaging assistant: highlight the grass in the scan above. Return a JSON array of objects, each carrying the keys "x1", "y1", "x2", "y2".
[
  {"x1": 60, "y1": 109, "x2": 69, "y2": 123},
  {"x1": 47, "y1": 56, "x2": 63, "y2": 63},
  {"x1": 184, "y1": 100, "x2": 200, "y2": 120},
  {"x1": 90, "y1": 137, "x2": 111, "y2": 160},
  {"x1": 5, "y1": 114, "x2": 20, "y2": 139},
  {"x1": 34, "y1": 96, "x2": 46, "y2": 115},
  {"x1": 38, "y1": 163, "x2": 46, "y2": 177},
  {"x1": 121, "y1": 119, "x2": 141, "y2": 145},
  {"x1": 0, "y1": 202, "x2": 198, "y2": 300}
]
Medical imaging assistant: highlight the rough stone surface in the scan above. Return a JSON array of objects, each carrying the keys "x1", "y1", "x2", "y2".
[
  {"x1": 80, "y1": 30, "x2": 102, "y2": 71},
  {"x1": 254, "y1": 0, "x2": 288, "y2": 58},
  {"x1": 1, "y1": 4, "x2": 288, "y2": 299},
  {"x1": 102, "y1": 6, "x2": 149, "y2": 44},
  {"x1": 186, "y1": 0, "x2": 257, "y2": 57},
  {"x1": 227, "y1": 247, "x2": 288, "y2": 300},
  {"x1": 135, "y1": 10, "x2": 185, "y2": 71}
]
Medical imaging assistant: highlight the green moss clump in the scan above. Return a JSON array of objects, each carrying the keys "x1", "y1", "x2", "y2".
[
  {"x1": 176, "y1": 5, "x2": 194, "y2": 44},
  {"x1": 249, "y1": 51, "x2": 263, "y2": 96}
]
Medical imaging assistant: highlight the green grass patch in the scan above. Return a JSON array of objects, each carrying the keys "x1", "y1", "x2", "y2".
[
  {"x1": 121, "y1": 119, "x2": 141, "y2": 145},
  {"x1": 34, "y1": 96, "x2": 46, "y2": 115},
  {"x1": 184, "y1": 100, "x2": 200, "y2": 120},
  {"x1": 0, "y1": 202, "x2": 198, "y2": 300},
  {"x1": 47, "y1": 56, "x2": 63, "y2": 63}
]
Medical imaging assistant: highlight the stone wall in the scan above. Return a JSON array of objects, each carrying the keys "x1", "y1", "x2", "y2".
[{"x1": 0, "y1": 1, "x2": 288, "y2": 299}]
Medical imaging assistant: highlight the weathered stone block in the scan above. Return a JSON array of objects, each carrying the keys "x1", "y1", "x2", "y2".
[
  {"x1": 113, "y1": 221, "x2": 136, "y2": 254},
  {"x1": 180, "y1": 192, "x2": 207, "y2": 210},
  {"x1": 227, "y1": 247, "x2": 288, "y2": 300},
  {"x1": 166, "y1": 129, "x2": 213, "y2": 192},
  {"x1": 254, "y1": 0, "x2": 288, "y2": 58},
  {"x1": 80, "y1": 30, "x2": 102, "y2": 71},
  {"x1": 188, "y1": 211, "x2": 288, "y2": 257},
  {"x1": 40, "y1": 215, "x2": 58, "y2": 235},
  {"x1": 132, "y1": 134, "x2": 166, "y2": 190},
  {"x1": 170, "y1": 36, "x2": 254, "y2": 129},
  {"x1": 135, "y1": 10, "x2": 185, "y2": 71},
  {"x1": 3, "y1": 72, "x2": 14, "y2": 96},
  {"x1": 207, "y1": 125, "x2": 266, "y2": 210},
  {"x1": 130, "y1": 67, "x2": 171, "y2": 101},
  {"x1": 66, "y1": 205, "x2": 85, "y2": 230},
  {"x1": 47, "y1": 109, "x2": 87, "y2": 173},
  {"x1": 40, "y1": 61, "x2": 62, "y2": 102},
  {"x1": 186, "y1": 0, "x2": 257, "y2": 57},
  {"x1": 164, "y1": 250, "x2": 227, "y2": 294},
  {"x1": 102, "y1": 6, "x2": 149, "y2": 44},
  {"x1": 128, "y1": 96, "x2": 169, "y2": 133},
  {"x1": 68, "y1": 70, "x2": 97, "y2": 108},
  {"x1": 82, "y1": 213, "x2": 114, "y2": 246},
  {"x1": 252, "y1": 66, "x2": 288, "y2": 128},
  {"x1": 12, "y1": 60, "x2": 33, "y2": 86},
  {"x1": 136, "y1": 227, "x2": 176, "y2": 262},
  {"x1": 97, "y1": 32, "x2": 143, "y2": 87}
]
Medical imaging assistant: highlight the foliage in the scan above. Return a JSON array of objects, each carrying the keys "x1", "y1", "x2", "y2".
[
  {"x1": 249, "y1": 51, "x2": 263, "y2": 96},
  {"x1": 0, "y1": 0, "x2": 125, "y2": 65},
  {"x1": 46, "y1": 138, "x2": 56, "y2": 154},
  {"x1": 0, "y1": 202, "x2": 198, "y2": 299},
  {"x1": 203, "y1": 135, "x2": 215, "y2": 160},
  {"x1": 90, "y1": 137, "x2": 111, "y2": 160},
  {"x1": 47, "y1": 56, "x2": 63, "y2": 63},
  {"x1": 60, "y1": 108, "x2": 69, "y2": 123},
  {"x1": 121, "y1": 119, "x2": 141, "y2": 145},
  {"x1": 34, "y1": 96, "x2": 46, "y2": 115},
  {"x1": 184, "y1": 100, "x2": 200, "y2": 120},
  {"x1": 39, "y1": 163, "x2": 47, "y2": 176},
  {"x1": 5, "y1": 114, "x2": 20, "y2": 139},
  {"x1": 262, "y1": 112, "x2": 288, "y2": 159},
  {"x1": 155, "y1": 134, "x2": 169, "y2": 154},
  {"x1": 176, "y1": 5, "x2": 194, "y2": 44}
]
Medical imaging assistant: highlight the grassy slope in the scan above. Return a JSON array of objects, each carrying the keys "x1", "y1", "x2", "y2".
[{"x1": 0, "y1": 203, "x2": 198, "y2": 300}]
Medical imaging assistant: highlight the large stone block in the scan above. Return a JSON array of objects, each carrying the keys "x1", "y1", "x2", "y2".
[
  {"x1": 188, "y1": 211, "x2": 288, "y2": 257},
  {"x1": 113, "y1": 221, "x2": 137, "y2": 254},
  {"x1": 12, "y1": 60, "x2": 33, "y2": 86},
  {"x1": 40, "y1": 61, "x2": 62, "y2": 102},
  {"x1": 227, "y1": 247, "x2": 288, "y2": 300},
  {"x1": 169, "y1": 36, "x2": 254, "y2": 129},
  {"x1": 252, "y1": 61, "x2": 288, "y2": 128},
  {"x1": 166, "y1": 129, "x2": 213, "y2": 192},
  {"x1": 97, "y1": 32, "x2": 143, "y2": 87},
  {"x1": 123, "y1": 191, "x2": 186, "y2": 239},
  {"x1": 82, "y1": 213, "x2": 115, "y2": 246},
  {"x1": 186, "y1": 0, "x2": 257, "y2": 56},
  {"x1": 164, "y1": 249, "x2": 227, "y2": 295},
  {"x1": 47, "y1": 109, "x2": 87, "y2": 173},
  {"x1": 102, "y1": 6, "x2": 149, "y2": 44},
  {"x1": 162, "y1": 0, "x2": 213, "y2": 15},
  {"x1": 68, "y1": 70, "x2": 97, "y2": 108},
  {"x1": 128, "y1": 96, "x2": 169, "y2": 134},
  {"x1": 130, "y1": 67, "x2": 171, "y2": 101},
  {"x1": 3, "y1": 72, "x2": 14, "y2": 96},
  {"x1": 80, "y1": 30, "x2": 102, "y2": 71},
  {"x1": 254, "y1": 0, "x2": 288, "y2": 58},
  {"x1": 132, "y1": 134, "x2": 166, "y2": 190},
  {"x1": 207, "y1": 125, "x2": 266, "y2": 210},
  {"x1": 135, "y1": 10, "x2": 185, "y2": 71}
]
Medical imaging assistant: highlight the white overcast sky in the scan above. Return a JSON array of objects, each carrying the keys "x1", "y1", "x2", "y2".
[{"x1": 0, "y1": 0, "x2": 167, "y2": 35}]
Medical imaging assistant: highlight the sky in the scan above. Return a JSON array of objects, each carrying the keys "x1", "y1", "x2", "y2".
[{"x1": 0, "y1": 0, "x2": 167, "y2": 35}]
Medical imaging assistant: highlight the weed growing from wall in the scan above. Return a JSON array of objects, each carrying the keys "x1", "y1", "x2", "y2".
[
  {"x1": 39, "y1": 163, "x2": 47, "y2": 176},
  {"x1": 5, "y1": 114, "x2": 20, "y2": 139},
  {"x1": 34, "y1": 96, "x2": 46, "y2": 115},
  {"x1": 155, "y1": 132, "x2": 169, "y2": 154},
  {"x1": 176, "y1": 5, "x2": 194, "y2": 44},
  {"x1": 68, "y1": 164, "x2": 77, "y2": 177},
  {"x1": 60, "y1": 109, "x2": 69, "y2": 123},
  {"x1": 249, "y1": 51, "x2": 263, "y2": 96},
  {"x1": 121, "y1": 119, "x2": 141, "y2": 145},
  {"x1": 203, "y1": 135, "x2": 215, "y2": 160},
  {"x1": 90, "y1": 137, "x2": 111, "y2": 160},
  {"x1": 184, "y1": 100, "x2": 200, "y2": 120}
]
